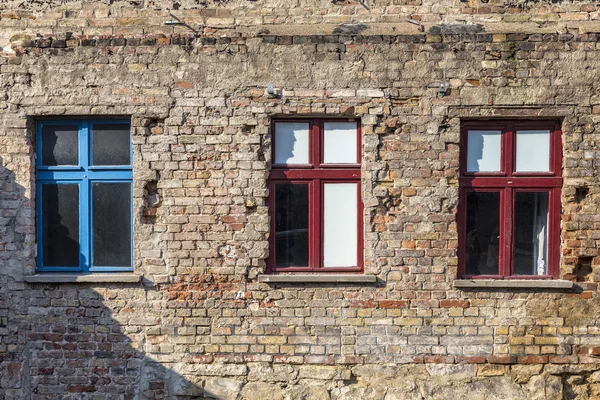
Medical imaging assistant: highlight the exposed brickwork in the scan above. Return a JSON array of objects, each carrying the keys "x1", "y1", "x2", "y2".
[
  {"x1": 2, "y1": 0, "x2": 600, "y2": 399},
  {"x1": 4, "y1": 0, "x2": 600, "y2": 28}
]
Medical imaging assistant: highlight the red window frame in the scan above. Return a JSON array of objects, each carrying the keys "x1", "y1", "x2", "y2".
[
  {"x1": 268, "y1": 119, "x2": 363, "y2": 273},
  {"x1": 458, "y1": 120, "x2": 562, "y2": 279}
]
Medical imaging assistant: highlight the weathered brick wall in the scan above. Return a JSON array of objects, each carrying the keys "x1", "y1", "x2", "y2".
[
  {"x1": 2, "y1": 0, "x2": 600, "y2": 399},
  {"x1": 5, "y1": 0, "x2": 600, "y2": 25}
]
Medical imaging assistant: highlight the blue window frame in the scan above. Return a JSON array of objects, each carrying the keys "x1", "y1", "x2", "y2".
[{"x1": 36, "y1": 119, "x2": 133, "y2": 272}]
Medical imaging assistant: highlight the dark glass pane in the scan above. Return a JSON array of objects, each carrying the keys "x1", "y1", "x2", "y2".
[
  {"x1": 275, "y1": 184, "x2": 309, "y2": 267},
  {"x1": 92, "y1": 183, "x2": 131, "y2": 267},
  {"x1": 41, "y1": 184, "x2": 79, "y2": 267},
  {"x1": 41, "y1": 125, "x2": 78, "y2": 166},
  {"x1": 514, "y1": 192, "x2": 549, "y2": 275},
  {"x1": 92, "y1": 124, "x2": 131, "y2": 166},
  {"x1": 466, "y1": 192, "x2": 500, "y2": 275}
]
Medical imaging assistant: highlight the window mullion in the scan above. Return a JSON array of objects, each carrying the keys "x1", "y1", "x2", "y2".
[
  {"x1": 80, "y1": 177, "x2": 90, "y2": 272},
  {"x1": 87, "y1": 170, "x2": 133, "y2": 180},
  {"x1": 502, "y1": 187, "x2": 513, "y2": 277},
  {"x1": 504, "y1": 122, "x2": 514, "y2": 177},
  {"x1": 310, "y1": 179, "x2": 322, "y2": 270},
  {"x1": 80, "y1": 121, "x2": 89, "y2": 169},
  {"x1": 81, "y1": 121, "x2": 90, "y2": 272},
  {"x1": 311, "y1": 120, "x2": 322, "y2": 269},
  {"x1": 312, "y1": 119, "x2": 322, "y2": 168}
]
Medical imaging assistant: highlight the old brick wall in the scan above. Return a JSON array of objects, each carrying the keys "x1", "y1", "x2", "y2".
[
  {"x1": 2, "y1": 0, "x2": 600, "y2": 399},
  {"x1": 4, "y1": 0, "x2": 600, "y2": 27}
]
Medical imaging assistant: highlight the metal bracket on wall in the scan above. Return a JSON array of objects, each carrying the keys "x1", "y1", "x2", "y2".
[{"x1": 163, "y1": 14, "x2": 200, "y2": 38}]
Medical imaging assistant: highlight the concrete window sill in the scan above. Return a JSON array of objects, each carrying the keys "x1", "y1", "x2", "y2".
[
  {"x1": 24, "y1": 274, "x2": 143, "y2": 284},
  {"x1": 453, "y1": 279, "x2": 574, "y2": 290},
  {"x1": 258, "y1": 274, "x2": 377, "y2": 284}
]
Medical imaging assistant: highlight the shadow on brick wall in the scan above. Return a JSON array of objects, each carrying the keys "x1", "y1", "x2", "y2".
[
  {"x1": 20, "y1": 286, "x2": 213, "y2": 399},
  {"x1": 0, "y1": 154, "x2": 31, "y2": 399},
  {"x1": 0, "y1": 156, "x2": 214, "y2": 399}
]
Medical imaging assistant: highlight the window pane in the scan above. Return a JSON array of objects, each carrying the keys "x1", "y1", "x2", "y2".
[
  {"x1": 323, "y1": 122, "x2": 358, "y2": 164},
  {"x1": 92, "y1": 183, "x2": 132, "y2": 267},
  {"x1": 516, "y1": 130, "x2": 550, "y2": 172},
  {"x1": 324, "y1": 183, "x2": 357, "y2": 267},
  {"x1": 274, "y1": 122, "x2": 309, "y2": 165},
  {"x1": 92, "y1": 123, "x2": 131, "y2": 166},
  {"x1": 41, "y1": 125, "x2": 78, "y2": 166},
  {"x1": 467, "y1": 130, "x2": 501, "y2": 172},
  {"x1": 275, "y1": 184, "x2": 309, "y2": 267},
  {"x1": 41, "y1": 183, "x2": 79, "y2": 267},
  {"x1": 514, "y1": 192, "x2": 549, "y2": 275},
  {"x1": 466, "y1": 192, "x2": 500, "y2": 275}
]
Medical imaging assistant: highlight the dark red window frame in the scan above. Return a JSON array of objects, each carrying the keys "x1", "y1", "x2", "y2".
[
  {"x1": 268, "y1": 118, "x2": 363, "y2": 273},
  {"x1": 458, "y1": 120, "x2": 562, "y2": 279}
]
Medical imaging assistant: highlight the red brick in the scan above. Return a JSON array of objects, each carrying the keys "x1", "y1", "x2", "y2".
[
  {"x1": 439, "y1": 300, "x2": 469, "y2": 308},
  {"x1": 549, "y1": 356, "x2": 578, "y2": 364},
  {"x1": 425, "y1": 355, "x2": 454, "y2": 363},
  {"x1": 174, "y1": 81, "x2": 194, "y2": 89},
  {"x1": 379, "y1": 300, "x2": 407, "y2": 309},
  {"x1": 188, "y1": 355, "x2": 213, "y2": 364},
  {"x1": 220, "y1": 215, "x2": 246, "y2": 223},
  {"x1": 68, "y1": 385, "x2": 96, "y2": 393},
  {"x1": 350, "y1": 300, "x2": 378, "y2": 308},
  {"x1": 487, "y1": 355, "x2": 517, "y2": 364},
  {"x1": 518, "y1": 356, "x2": 548, "y2": 364}
]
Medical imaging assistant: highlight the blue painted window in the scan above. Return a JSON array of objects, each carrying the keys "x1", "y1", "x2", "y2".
[{"x1": 36, "y1": 120, "x2": 133, "y2": 272}]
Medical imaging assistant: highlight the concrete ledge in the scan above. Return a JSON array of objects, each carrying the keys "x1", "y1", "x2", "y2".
[
  {"x1": 258, "y1": 274, "x2": 377, "y2": 284},
  {"x1": 24, "y1": 274, "x2": 143, "y2": 284},
  {"x1": 453, "y1": 279, "x2": 574, "y2": 290}
]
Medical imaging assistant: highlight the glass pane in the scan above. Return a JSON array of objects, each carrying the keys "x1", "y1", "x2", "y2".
[
  {"x1": 274, "y1": 122, "x2": 309, "y2": 165},
  {"x1": 275, "y1": 184, "x2": 309, "y2": 267},
  {"x1": 41, "y1": 184, "x2": 79, "y2": 267},
  {"x1": 514, "y1": 192, "x2": 549, "y2": 275},
  {"x1": 41, "y1": 125, "x2": 78, "y2": 166},
  {"x1": 92, "y1": 123, "x2": 131, "y2": 166},
  {"x1": 467, "y1": 130, "x2": 501, "y2": 172},
  {"x1": 516, "y1": 130, "x2": 550, "y2": 172},
  {"x1": 466, "y1": 192, "x2": 500, "y2": 275},
  {"x1": 323, "y1": 122, "x2": 358, "y2": 164},
  {"x1": 324, "y1": 183, "x2": 358, "y2": 267},
  {"x1": 92, "y1": 183, "x2": 132, "y2": 267}
]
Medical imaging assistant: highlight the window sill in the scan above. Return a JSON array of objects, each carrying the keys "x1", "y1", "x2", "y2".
[
  {"x1": 258, "y1": 274, "x2": 377, "y2": 284},
  {"x1": 24, "y1": 273, "x2": 142, "y2": 284},
  {"x1": 453, "y1": 279, "x2": 573, "y2": 290}
]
